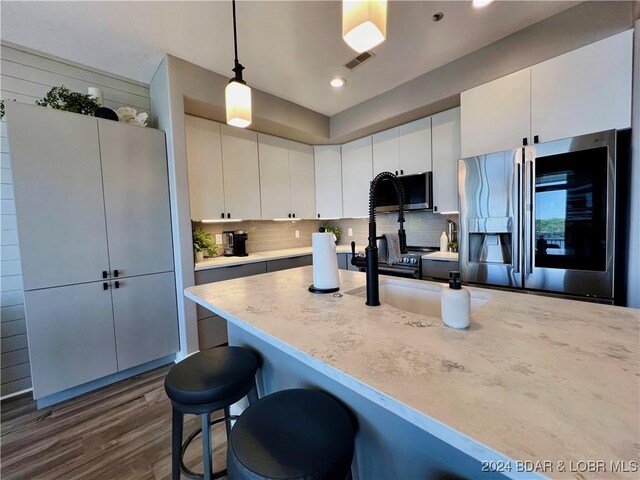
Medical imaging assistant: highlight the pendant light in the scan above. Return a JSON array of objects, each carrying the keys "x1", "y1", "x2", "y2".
[
  {"x1": 226, "y1": 0, "x2": 252, "y2": 128},
  {"x1": 342, "y1": 0, "x2": 387, "y2": 53}
]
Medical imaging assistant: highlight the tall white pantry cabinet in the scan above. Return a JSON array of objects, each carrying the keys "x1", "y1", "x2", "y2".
[{"x1": 6, "y1": 102, "x2": 178, "y2": 400}]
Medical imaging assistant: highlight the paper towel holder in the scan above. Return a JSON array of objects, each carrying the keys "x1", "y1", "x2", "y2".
[{"x1": 308, "y1": 284, "x2": 340, "y2": 294}]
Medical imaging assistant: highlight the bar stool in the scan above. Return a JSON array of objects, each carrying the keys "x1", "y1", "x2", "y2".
[
  {"x1": 164, "y1": 346, "x2": 258, "y2": 480},
  {"x1": 227, "y1": 388, "x2": 356, "y2": 480}
]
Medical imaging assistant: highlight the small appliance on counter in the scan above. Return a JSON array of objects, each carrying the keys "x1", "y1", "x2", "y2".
[
  {"x1": 223, "y1": 231, "x2": 235, "y2": 257},
  {"x1": 233, "y1": 230, "x2": 249, "y2": 257}
]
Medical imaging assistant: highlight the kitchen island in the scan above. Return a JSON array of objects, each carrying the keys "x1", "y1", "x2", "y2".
[{"x1": 185, "y1": 267, "x2": 639, "y2": 480}]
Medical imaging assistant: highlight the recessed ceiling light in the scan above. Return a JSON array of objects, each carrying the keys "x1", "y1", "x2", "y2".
[
  {"x1": 472, "y1": 0, "x2": 495, "y2": 8},
  {"x1": 432, "y1": 12, "x2": 444, "y2": 22},
  {"x1": 330, "y1": 76, "x2": 347, "y2": 88}
]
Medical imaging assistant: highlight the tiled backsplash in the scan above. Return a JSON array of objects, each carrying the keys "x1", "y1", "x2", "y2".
[
  {"x1": 329, "y1": 212, "x2": 457, "y2": 248},
  {"x1": 195, "y1": 212, "x2": 458, "y2": 256},
  {"x1": 197, "y1": 220, "x2": 323, "y2": 254}
]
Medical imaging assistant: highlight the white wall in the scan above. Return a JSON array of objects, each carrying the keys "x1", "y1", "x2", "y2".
[{"x1": 0, "y1": 42, "x2": 150, "y2": 398}]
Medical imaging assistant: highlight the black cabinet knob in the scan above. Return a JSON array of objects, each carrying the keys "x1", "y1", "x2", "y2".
[
  {"x1": 395, "y1": 170, "x2": 398, "y2": 175},
  {"x1": 400, "y1": 169, "x2": 404, "y2": 175},
  {"x1": 114, "y1": 281, "x2": 120, "y2": 289},
  {"x1": 317, "y1": 213, "x2": 320, "y2": 218},
  {"x1": 103, "y1": 282, "x2": 109, "y2": 290},
  {"x1": 434, "y1": 205, "x2": 438, "y2": 212},
  {"x1": 102, "y1": 270, "x2": 108, "y2": 279},
  {"x1": 288, "y1": 213, "x2": 291, "y2": 218},
  {"x1": 113, "y1": 269, "x2": 119, "y2": 278},
  {"x1": 292, "y1": 213, "x2": 296, "y2": 218},
  {"x1": 534, "y1": 135, "x2": 539, "y2": 144},
  {"x1": 221, "y1": 212, "x2": 225, "y2": 219},
  {"x1": 523, "y1": 137, "x2": 528, "y2": 146},
  {"x1": 227, "y1": 213, "x2": 231, "y2": 219}
]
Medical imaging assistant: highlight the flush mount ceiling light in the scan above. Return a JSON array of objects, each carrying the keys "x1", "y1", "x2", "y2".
[
  {"x1": 342, "y1": 0, "x2": 387, "y2": 53},
  {"x1": 472, "y1": 0, "x2": 495, "y2": 8},
  {"x1": 330, "y1": 76, "x2": 347, "y2": 88},
  {"x1": 225, "y1": 0, "x2": 252, "y2": 128}
]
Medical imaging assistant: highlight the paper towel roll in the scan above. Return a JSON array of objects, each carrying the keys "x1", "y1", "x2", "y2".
[{"x1": 311, "y1": 232, "x2": 340, "y2": 291}]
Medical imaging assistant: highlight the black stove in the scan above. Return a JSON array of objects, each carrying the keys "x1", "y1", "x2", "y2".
[{"x1": 378, "y1": 246, "x2": 438, "y2": 279}]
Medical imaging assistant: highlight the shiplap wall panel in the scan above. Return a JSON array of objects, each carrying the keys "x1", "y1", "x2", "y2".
[{"x1": 0, "y1": 42, "x2": 150, "y2": 397}]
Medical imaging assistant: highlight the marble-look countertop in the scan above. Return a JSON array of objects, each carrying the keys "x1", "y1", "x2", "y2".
[
  {"x1": 185, "y1": 267, "x2": 639, "y2": 479},
  {"x1": 195, "y1": 245, "x2": 361, "y2": 271},
  {"x1": 422, "y1": 251, "x2": 459, "y2": 261}
]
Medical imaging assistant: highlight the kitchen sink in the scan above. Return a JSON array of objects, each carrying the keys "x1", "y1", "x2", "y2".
[{"x1": 344, "y1": 278, "x2": 489, "y2": 318}]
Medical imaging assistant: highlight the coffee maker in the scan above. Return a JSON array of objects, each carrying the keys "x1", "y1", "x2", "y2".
[
  {"x1": 233, "y1": 230, "x2": 248, "y2": 257},
  {"x1": 222, "y1": 230, "x2": 249, "y2": 257}
]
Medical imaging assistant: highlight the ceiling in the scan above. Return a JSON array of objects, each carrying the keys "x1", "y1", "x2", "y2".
[{"x1": 1, "y1": 1, "x2": 579, "y2": 116}]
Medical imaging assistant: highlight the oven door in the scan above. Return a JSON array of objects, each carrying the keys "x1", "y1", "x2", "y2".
[{"x1": 524, "y1": 130, "x2": 615, "y2": 300}]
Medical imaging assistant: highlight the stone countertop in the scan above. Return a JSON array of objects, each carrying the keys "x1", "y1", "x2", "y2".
[
  {"x1": 194, "y1": 245, "x2": 362, "y2": 271},
  {"x1": 185, "y1": 267, "x2": 639, "y2": 479},
  {"x1": 422, "y1": 251, "x2": 459, "y2": 261}
]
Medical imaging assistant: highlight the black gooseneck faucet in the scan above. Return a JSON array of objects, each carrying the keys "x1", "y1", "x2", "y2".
[{"x1": 351, "y1": 172, "x2": 407, "y2": 306}]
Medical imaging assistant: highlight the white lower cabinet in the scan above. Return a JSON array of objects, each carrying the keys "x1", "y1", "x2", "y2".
[
  {"x1": 341, "y1": 137, "x2": 373, "y2": 218},
  {"x1": 24, "y1": 282, "x2": 118, "y2": 399}
]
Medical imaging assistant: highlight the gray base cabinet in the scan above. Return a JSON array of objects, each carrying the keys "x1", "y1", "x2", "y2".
[
  {"x1": 24, "y1": 282, "x2": 118, "y2": 398},
  {"x1": 7, "y1": 103, "x2": 178, "y2": 401}
]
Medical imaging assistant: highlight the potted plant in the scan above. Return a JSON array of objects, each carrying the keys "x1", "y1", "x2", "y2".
[
  {"x1": 193, "y1": 228, "x2": 218, "y2": 262},
  {"x1": 35, "y1": 86, "x2": 100, "y2": 116},
  {"x1": 322, "y1": 224, "x2": 342, "y2": 244}
]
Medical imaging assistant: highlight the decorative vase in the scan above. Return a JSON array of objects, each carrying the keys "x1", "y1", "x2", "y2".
[{"x1": 195, "y1": 251, "x2": 204, "y2": 263}]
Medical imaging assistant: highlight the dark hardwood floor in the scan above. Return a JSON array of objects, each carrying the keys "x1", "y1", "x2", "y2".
[{"x1": 1, "y1": 365, "x2": 228, "y2": 479}]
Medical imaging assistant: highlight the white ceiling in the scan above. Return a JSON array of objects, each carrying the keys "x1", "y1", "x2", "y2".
[{"x1": 1, "y1": 1, "x2": 579, "y2": 116}]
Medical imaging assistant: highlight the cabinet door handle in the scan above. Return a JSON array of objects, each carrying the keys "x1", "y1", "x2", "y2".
[
  {"x1": 292, "y1": 213, "x2": 296, "y2": 218},
  {"x1": 103, "y1": 282, "x2": 109, "y2": 290},
  {"x1": 522, "y1": 137, "x2": 528, "y2": 146},
  {"x1": 534, "y1": 135, "x2": 539, "y2": 144},
  {"x1": 227, "y1": 213, "x2": 231, "y2": 219},
  {"x1": 434, "y1": 205, "x2": 438, "y2": 212},
  {"x1": 395, "y1": 170, "x2": 398, "y2": 175},
  {"x1": 400, "y1": 169, "x2": 403, "y2": 175},
  {"x1": 102, "y1": 270, "x2": 109, "y2": 279},
  {"x1": 113, "y1": 269, "x2": 119, "y2": 278},
  {"x1": 221, "y1": 212, "x2": 225, "y2": 219},
  {"x1": 114, "y1": 281, "x2": 120, "y2": 289},
  {"x1": 288, "y1": 213, "x2": 291, "y2": 218}
]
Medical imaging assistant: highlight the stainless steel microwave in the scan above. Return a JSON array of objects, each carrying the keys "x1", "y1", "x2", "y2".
[{"x1": 375, "y1": 171, "x2": 433, "y2": 212}]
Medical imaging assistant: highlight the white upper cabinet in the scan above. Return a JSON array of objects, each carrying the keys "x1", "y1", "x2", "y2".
[
  {"x1": 461, "y1": 30, "x2": 633, "y2": 158},
  {"x1": 372, "y1": 127, "x2": 399, "y2": 176},
  {"x1": 398, "y1": 117, "x2": 432, "y2": 175},
  {"x1": 341, "y1": 136, "x2": 373, "y2": 218},
  {"x1": 258, "y1": 133, "x2": 291, "y2": 219},
  {"x1": 431, "y1": 107, "x2": 461, "y2": 214},
  {"x1": 531, "y1": 30, "x2": 633, "y2": 144},
  {"x1": 314, "y1": 145, "x2": 343, "y2": 219},
  {"x1": 461, "y1": 69, "x2": 530, "y2": 158},
  {"x1": 220, "y1": 124, "x2": 262, "y2": 220},
  {"x1": 185, "y1": 115, "x2": 226, "y2": 221},
  {"x1": 288, "y1": 141, "x2": 316, "y2": 219}
]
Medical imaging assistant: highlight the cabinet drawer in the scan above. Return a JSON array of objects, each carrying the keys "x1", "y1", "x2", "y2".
[
  {"x1": 422, "y1": 259, "x2": 459, "y2": 280},
  {"x1": 198, "y1": 315, "x2": 228, "y2": 349},
  {"x1": 195, "y1": 262, "x2": 267, "y2": 285},
  {"x1": 266, "y1": 255, "x2": 312, "y2": 273}
]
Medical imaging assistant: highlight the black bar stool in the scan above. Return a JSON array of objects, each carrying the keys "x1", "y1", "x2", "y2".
[
  {"x1": 227, "y1": 388, "x2": 356, "y2": 480},
  {"x1": 164, "y1": 346, "x2": 258, "y2": 480}
]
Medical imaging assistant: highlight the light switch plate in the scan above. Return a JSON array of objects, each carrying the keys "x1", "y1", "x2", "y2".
[
  {"x1": 215, "y1": 234, "x2": 223, "y2": 244},
  {"x1": 295, "y1": 230, "x2": 300, "y2": 238},
  {"x1": 348, "y1": 228, "x2": 353, "y2": 237}
]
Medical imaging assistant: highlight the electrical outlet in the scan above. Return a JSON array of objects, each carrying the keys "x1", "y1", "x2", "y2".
[
  {"x1": 295, "y1": 229, "x2": 300, "y2": 238},
  {"x1": 215, "y1": 234, "x2": 223, "y2": 244},
  {"x1": 348, "y1": 228, "x2": 353, "y2": 237}
]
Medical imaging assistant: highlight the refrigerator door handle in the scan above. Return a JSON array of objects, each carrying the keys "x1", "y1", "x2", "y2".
[
  {"x1": 525, "y1": 150, "x2": 535, "y2": 275},
  {"x1": 514, "y1": 154, "x2": 522, "y2": 274}
]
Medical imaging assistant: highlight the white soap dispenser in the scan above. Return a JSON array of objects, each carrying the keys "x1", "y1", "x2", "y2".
[
  {"x1": 439, "y1": 231, "x2": 449, "y2": 252},
  {"x1": 441, "y1": 271, "x2": 470, "y2": 329}
]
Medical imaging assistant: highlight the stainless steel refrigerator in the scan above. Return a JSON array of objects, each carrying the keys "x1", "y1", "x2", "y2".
[{"x1": 458, "y1": 130, "x2": 620, "y2": 302}]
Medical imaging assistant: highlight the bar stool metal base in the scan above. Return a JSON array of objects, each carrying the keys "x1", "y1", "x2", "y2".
[{"x1": 179, "y1": 414, "x2": 239, "y2": 480}]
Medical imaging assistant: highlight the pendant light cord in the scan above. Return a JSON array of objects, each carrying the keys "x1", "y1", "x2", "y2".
[{"x1": 230, "y1": 0, "x2": 244, "y2": 81}]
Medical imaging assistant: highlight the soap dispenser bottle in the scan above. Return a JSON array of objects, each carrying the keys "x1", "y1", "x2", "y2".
[
  {"x1": 441, "y1": 271, "x2": 470, "y2": 329},
  {"x1": 439, "y1": 231, "x2": 449, "y2": 252}
]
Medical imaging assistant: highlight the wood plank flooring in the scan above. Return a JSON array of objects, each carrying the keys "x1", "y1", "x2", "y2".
[{"x1": 0, "y1": 365, "x2": 228, "y2": 479}]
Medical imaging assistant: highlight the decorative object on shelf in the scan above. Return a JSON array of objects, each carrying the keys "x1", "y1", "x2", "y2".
[
  {"x1": 193, "y1": 227, "x2": 218, "y2": 262},
  {"x1": 94, "y1": 107, "x2": 119, "y2": 121},
  {"x1": 321, "y1": 224, "x2": 342, "y2": 244},
  {"x1": 342, "y1": 0, "x2": 387, "y2": 53},
  {"x1": 225, "y1": 0, "x2": 252, "y2": 128},
  {"x1": 35, "y1": 85, "x2": 100, "y2": 115},
  {"x1": 115, "y1": 106, "x2": 148, "y2": 127},
  {"x1": 87, "y1": 87, "x2": 104, "y2": 106}
]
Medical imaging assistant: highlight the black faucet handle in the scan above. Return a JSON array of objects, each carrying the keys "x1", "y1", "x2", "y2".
[{"x1": 351, "y1": 241, "x2": 356, "y2": 256}]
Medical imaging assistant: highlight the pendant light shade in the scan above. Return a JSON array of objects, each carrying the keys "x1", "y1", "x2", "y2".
[
  {"x1": 342, "y1": 0, "x2": 387, "y2": 53},
  {"x1": 226, "y1": 0, "x2": 252, "y2": 128},
  {"x1": 226, "y1": 79, "x2": 252, "y2": 128}
]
